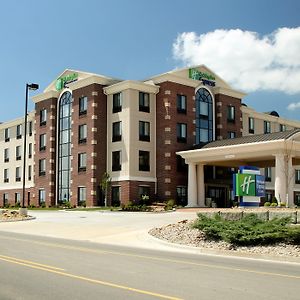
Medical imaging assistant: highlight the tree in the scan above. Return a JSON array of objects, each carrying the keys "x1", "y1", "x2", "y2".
[{"x1": 100, "y1": 172, "x2": 111, "y2": 207}]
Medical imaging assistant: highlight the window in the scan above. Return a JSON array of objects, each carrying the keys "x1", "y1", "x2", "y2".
[
  {"x1": 28, "y1": 121, "x2": 33, "y2": 136},
  {"x1": 112, "y1": 121, "x2": 122, "y2": 142},
  {"x1": 176, "y1": 186, "x2": 187, "y2": 206},
  {"x1": 16, "y1": 146, "x2": 21, "y2": 160},
  {"x1": 113, "y1": 93, "x2": 122, "y2": 113},
  {"x1": 16, "y1": 167, "x2": 21, "y2": 182},
  {"x1": 139, "y1": 92, "x2": 150, "y2": 112},
  {"x1": 15, "y1": 193, "x2": 20, "y2": 205},
  {"x1": 79, "y1": 96, "x2": 87, "y2": 115},
  {"x1": 196, "y1": 88, "x2": 213, "y2": 143},
  {"x1": 138, "y1": 186, "x2": 150, "y2": 200},
  {"x1": 4, "y1": 128, "x2": 10, "y2": 142},
  {"x1": 280, "y1": 124, "x2": 286, "y2": 132},
  {"x1": 78, "y1": 187, "x2": 86, "y2": 205},
  {"x1": 16, "y1": 124, "x2": 22, "y2": 139},
  {"x1": 177, "y1": 123, "x2": 187, "y2": 143},
  {"x1": 177, "y1": 155, "x2": 187, "y2": 172},
  {"x1": 4, "y1": 169, "x2": 9, "y2": 183},
  {"x1": 139, "y1": 121, "x2": 150, "y2": 141},
  {"x1": 39, "y1": 134, "x2": 46, "y2": 151},
  {"x1": 28, "y1": 165, "x2": 32, "y2": 181},
  {"x1": 177, "y1": 94, "x2": 187, "y2": 114},
  {"x1": 79, "y1": 124, "x2": 87, "y2": 144},
  {"x1": 265, "y1": 167, "x2": 271, "y2": 182},
  {"x1": 227, "y1": 131, "x2": 236, "y2": 139},
  {"x1": 28, "y1": 143, "x2": 32, "y2": 158},
  {"x1": 111, "y1": 186, "x2": 120, "y2": 206},
  {"x1": 40, "y1": 109, "x2": 47, "y2": 126},
  {"x1": 3, "y1": 193, "x2": 8, "y2": 206},
  {"x1": 39, "y1": 189, "x2": 46, "y2": 205},
  {"x1": 295, "y1": 170, "x2": 300, "y2": 184},
  {"x1": 249, "y1": 117, "x2": 254, "y2": 134},
  {"x1": 112, "y1": 151, "x2": 121, "y2": 171},
  {"x1": 39, "y1": 159, "x2": 46, "y2": 176},
  {"x1": 4, "y1": 148, "x2": 9, "y2": 162},
  {"x1": 139, "y1": 150, "x2": 150, "y2": 171},
  {"x1": 78, "y1": 153, "x2": 87, "y2": 172},
  {"x1": 227, "y1": 105, "x2": 235, "y2": 123},
  {"x1": 264, "y1": 121, "x2": 271, "y2": 134}
]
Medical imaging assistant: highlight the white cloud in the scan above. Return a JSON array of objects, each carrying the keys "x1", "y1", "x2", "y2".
[
  {"x1": 287, "y1": 102, "x2": 300, "y2": 111},
  {"x1": 172, "y1": 28, "x2": 300, "y2": 94}
]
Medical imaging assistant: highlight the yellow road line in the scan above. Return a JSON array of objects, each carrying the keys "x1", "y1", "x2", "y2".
[
  {"x1": 0, "y1": 254, "x2": 65, "y2": 271},
  {"x1": 1, "y1": 235, "x2": 300, "y2": 280},
  {"x1": 0, "y1": 256, "x2": 182, "y2": 300}
]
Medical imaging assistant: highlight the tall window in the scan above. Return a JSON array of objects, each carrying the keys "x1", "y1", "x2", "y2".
[
  {"x1": 139, "y1": 121, "x2": 150, "y2": 141},
  {"x1": 4, "y1": 148, "x2": 9, "y2": 162},
  {"x1": 78, "y1": 187, "x2": 86, "y2": 205},
  {"x1": 196, "y1": 88, "x2": 213, "y2": 144},
  {"x1": 227, "y1": 105, "x2": 235, "y2": 123},
  {"x1": 112, "y1": 151, "x2": 121, "y2": 171},
  {"x1": 249, "y1": 117, "x2": 254, "y2": 134},
  {"x1": 16, "y1": 146, "x2": 21, "y2": 160},
  {"x1": 177, "y1": 123, "x2": 187, "y2": 143},
  {"x1": 40, "y1": 109, "x2": 47, "y2": 126},
  {"x1": 4, "y1": 169, "x2": 9, "y2": 183},
  {"x1": 139, "y1": 92, "x2": 150, "y2": 112},
  {"x1": 39, "y1": 189, "x2": 46, "y2": 205},
  {"x1": 39, "y1": 159, "x2": 46, "y2": 176},
  {"x1": 111, "y1": 186, "x2": 120, "y2": 206},
  {"x1": 16, "y1": 124, "x2": 22, "y2": 139},
  {"x1": 28, "y1": 143, "x2": 32, "y2": 158},
  {"x1": 15, "y1": 193, "x2": 20, "y2": 204},
  {"x1": 295, "y1": 170, "x2": 300, "y2": 184},
  {"x1": 177, "y1": 95, "x2": 187, "y2": 114},
  {"x1": 138, "y1": 186, "x2": 150, "y2": 199},
  {"x1": 112, "y1": 121, "x2": 122, "y2": 142},
  {"x1": 139, "y1": 150, "x2": 150, "y2": 171},
  {"x1": 58, "y1": 91, "x2": 72, "y2": 204},
  {"x1": 79, "y1": 124, "x2": 87, "y2": 144},
  {"x1": 16, "y1": 167, "x2": 21, "y2": 181},
  {"x1": 28, "y1": 165, "x2": 32, "y2": 181},
  {"x1": 176, "y1": 186, "x2": 187, "y2": 206},
  {"x1": 3, "y1": 193, "x2": 8, "y2": 206},
  {"x1": 4, "y1": 128, "x2": 10, "y2": 142},
  {"x1": 265, "y1": 167, "x2": 271, "y2": 182},
  {"x1": 264, "y1": 121, "x2": 271, "y2": 134},
  {"x1": 78, "y1": 153, "x2": 87, "y2": 172},
  {"x1": 280, "y1": 124, "x2": 286, "y2": 132},
  {"x1": 79, "y1": 96, "x2": 87, "y2": 115},
  {"x1": 113, "y1": 93, "x2": 122, "y2": 113},
  {"x1": 28, "y1": 121, "x2": 33, "y2": 136},
  {"x1": 39, "y1": 134, "x2": 46, "y2": 151}
]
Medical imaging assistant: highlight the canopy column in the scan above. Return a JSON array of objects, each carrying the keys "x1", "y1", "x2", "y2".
[
  {"x1": 197, "y1": 164, "x2": 205, "y2": 207},
  {"x1": 187, "y1": 163, "x2": 197, "y2": 207}
]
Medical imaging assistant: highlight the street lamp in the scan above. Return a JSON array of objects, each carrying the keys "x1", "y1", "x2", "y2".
[{"x1": 21, "y1": 83, "x2": 39, "y2": 212}]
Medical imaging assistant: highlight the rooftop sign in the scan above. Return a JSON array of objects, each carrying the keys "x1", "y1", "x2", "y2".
[
  {"x1": 189, "y1": 68, "x2": 216, "y2": 81},
  {"x1": 55, "y1": 73, "x2": 78, "y2": 91}
]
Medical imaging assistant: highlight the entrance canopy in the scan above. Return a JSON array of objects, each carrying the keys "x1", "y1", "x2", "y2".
[{"x1": 177, "y1": 129, "x2": 300, "y2": 207}]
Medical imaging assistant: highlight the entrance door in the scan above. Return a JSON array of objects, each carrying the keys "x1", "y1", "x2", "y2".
[{"x1": 207, "y1": 186, "x2": 228, "y2": 208}]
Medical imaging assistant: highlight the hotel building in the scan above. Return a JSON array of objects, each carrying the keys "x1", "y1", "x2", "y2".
[{"x1": 1, "y1": 65, "x2": 300, "y2": 207}]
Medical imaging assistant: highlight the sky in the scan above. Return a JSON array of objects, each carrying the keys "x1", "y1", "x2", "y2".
[{"x1": 0, "y1": 0, "x2": 299, "y2": 122}]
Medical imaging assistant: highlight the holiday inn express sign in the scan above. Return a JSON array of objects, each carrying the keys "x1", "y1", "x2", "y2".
[
  {"x1": 56, "y1": 73, "x2": 78, "y2": 91},
  {"x1": 189, "y1": 68, "x2": 216, "y2": 86},
  {"x1": 234, "y1": 173, "x2": 265, "y2": 197}
]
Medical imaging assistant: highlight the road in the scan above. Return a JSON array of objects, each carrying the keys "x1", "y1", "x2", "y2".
[{"x1": 0, "y1": 231, "x2": 299, "y2": 300}]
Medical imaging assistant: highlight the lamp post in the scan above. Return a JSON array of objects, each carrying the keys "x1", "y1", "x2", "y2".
[{"x1": 21, "y1": 83, "x2": 39, "y2": 214}]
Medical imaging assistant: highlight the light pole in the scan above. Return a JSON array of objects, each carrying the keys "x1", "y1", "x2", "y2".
[{"x1": 21, "y1": 83, "x2": 39, "y2": 212}]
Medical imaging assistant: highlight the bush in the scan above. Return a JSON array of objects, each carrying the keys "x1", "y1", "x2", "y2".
[
  {"x1": 192, "y1": 213, "x2": 300, "y2": 246},
  {"x1": 121, "y1": 200, "x2": 152, "y2": 212},
  {"x1": 272, "y1": 197, "x2": 278, "y2": 204},
  {"x1": 270, "y1": 203, "x2": 278, "y2": 207},
  {"x1": 280, "y1": 202, "x2": 286, "y2": 207},
  {"x1": 165, "y1": 199, "x2": 175, "y2": 211},
  {"x1": 264, "y1": 202, "x2": 271, "y2": 207}
]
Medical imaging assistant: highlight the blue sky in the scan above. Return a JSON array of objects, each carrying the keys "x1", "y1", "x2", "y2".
[{"x1": 0, "y1": 0, "x2": 299, "y2": 122}]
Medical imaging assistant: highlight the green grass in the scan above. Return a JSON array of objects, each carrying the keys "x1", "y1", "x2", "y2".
[{"x1": 192, "y1": 213, "x2": 300, "y2": 246}]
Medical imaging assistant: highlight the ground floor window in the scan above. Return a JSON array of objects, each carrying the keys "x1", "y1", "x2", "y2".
[
  {"x1": 3, "y1": 193, "x2": 8, "y2": 207},
  {"x1": 111, "y1": 186, "x2": 120, "y2": 207},
  {"x1": 138, "y1": 186, "x2": 150, "y2": 204},
  {"x1": 15, "y1": 193, "x2": 20, "y2": 205},
  {"x1": 295, "y1": 193, "x2": 300, "y2": 206},
  {"x1": 39, "y1": 189, "x2": 46, "y2": 206},
  {"x1": 78, "y1": 187, "x2": 86, "y2": 206},
  {"x1": 176, "y1": 186, "x2": 187, "y2": 206}
]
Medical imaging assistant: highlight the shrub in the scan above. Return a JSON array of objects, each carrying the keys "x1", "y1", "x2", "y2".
[
  {"x1": 192, "y1": 213, "x2": 299, "y2": 246},
  {"x1": 165, "y1": 199, "x2": 175, "y2": 211},
  {"x1": 270, "y1": 203, "x2": 278, "y2": 207},
  {"x1": 280, "y1": 202, "x2": 286, "y2": 207},
  {"x1": 264, "y1": 202, "x2": 271, "y2": 207},
  {"x1": 272, "y1": 197, "x2": 278, "y2": 204}
]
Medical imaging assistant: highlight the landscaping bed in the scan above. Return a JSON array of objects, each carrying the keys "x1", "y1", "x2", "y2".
[{"x1": 0, "y1": 210, "x2": 35, "y2": 222}]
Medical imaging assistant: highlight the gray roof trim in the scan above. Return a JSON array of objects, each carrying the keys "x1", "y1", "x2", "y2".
[{"x1": 201, "y1": 129, "x2": 300, "y2": 149}]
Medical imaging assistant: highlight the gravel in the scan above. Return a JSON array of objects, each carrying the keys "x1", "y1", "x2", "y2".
[{"x1": 149, "y1": 219, "x2": 300, "y2": 258}]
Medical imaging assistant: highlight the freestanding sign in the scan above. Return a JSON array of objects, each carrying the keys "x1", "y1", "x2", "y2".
[{"x1": 233, "y1": 166, "x2": 265, "y2": 207}]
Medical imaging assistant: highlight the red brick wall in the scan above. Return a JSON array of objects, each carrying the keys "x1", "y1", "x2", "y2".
[
  {"x1": 34, "y1": 98, "x2": 57, "y2": 207},
  {"x1": 0, "y1": 187, "x2": 34, "y2": 207},
  {"x1": 156, "y1": 81, "x2": 195, "y2": 201}
]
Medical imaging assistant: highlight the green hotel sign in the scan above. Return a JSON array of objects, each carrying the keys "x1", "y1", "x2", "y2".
[
  {"x1": 189, "y1": 68, "x2": 216, "y2": 81},
  {"x1": 235, "y1": 174, "x2": 256, "y2": 196},
  {"x1": 55, "y1": 73, "x2": 78, "y2": 91}
]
